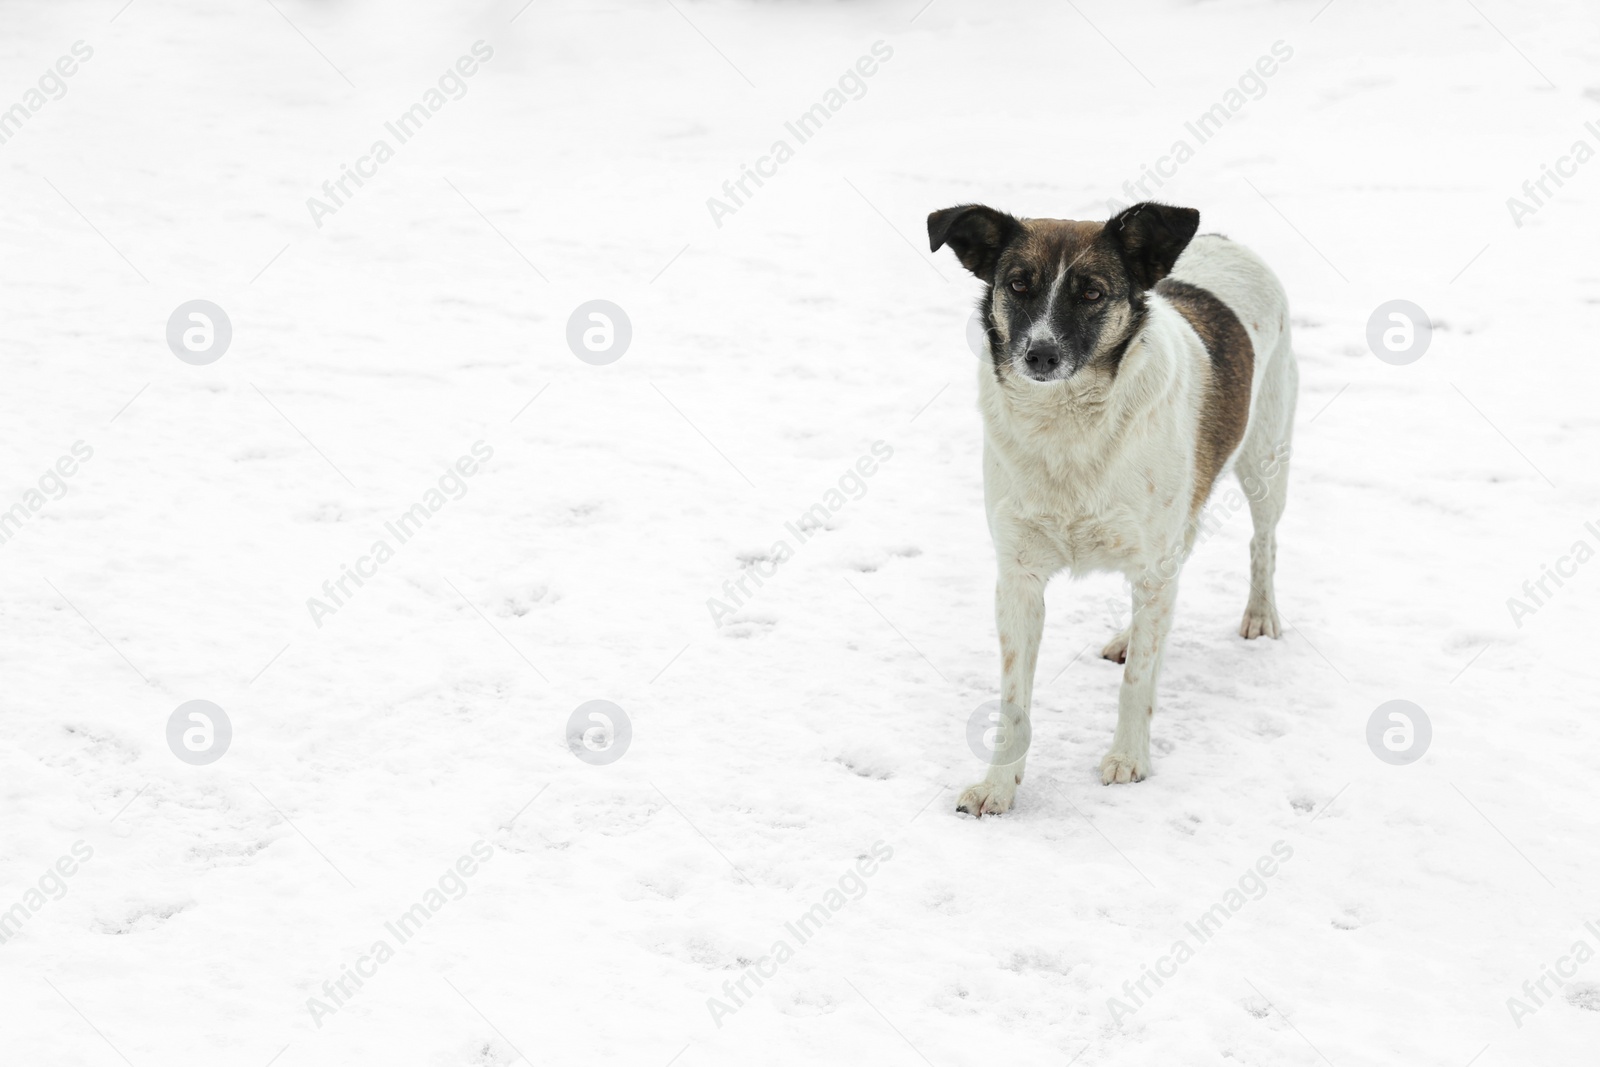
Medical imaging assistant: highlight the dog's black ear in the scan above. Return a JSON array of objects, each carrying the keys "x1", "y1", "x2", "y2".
[
  {"x1": 1106, "y1": 202, "x2": 1200, "y2": 291},
  {"x1": 928, "y1": 204, "x2": 1021, "y2": 284}
]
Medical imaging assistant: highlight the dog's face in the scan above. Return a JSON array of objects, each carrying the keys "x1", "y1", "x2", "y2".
[{"x1": 928, "y1": 202, "x2": 1199, "y2": 383}]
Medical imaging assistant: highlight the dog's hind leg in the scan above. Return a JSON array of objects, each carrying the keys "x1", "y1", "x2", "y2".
[
  {"x1": 1100, "y1": 577, "x2": 1136, "y2": 663},
  {"x1": 1236, "y1": 333, "x2": 1298, "y2": 639}
]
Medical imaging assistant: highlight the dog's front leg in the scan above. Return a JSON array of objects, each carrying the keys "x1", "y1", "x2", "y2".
[
  {"x1": 1100, "y1": 573, "x2": 1179, "y2": 784},
  {"x1": 957, "y1": 568, "x2": 1045, "y2": 816}
]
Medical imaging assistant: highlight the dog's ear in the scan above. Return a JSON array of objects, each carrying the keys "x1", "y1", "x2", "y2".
[
  {"x1": 1106, "y1": 202, "x2": 1200, "y2": 291},
  {"x1": 927, "y1": 204, "x2": 1021, "y2": 284}
]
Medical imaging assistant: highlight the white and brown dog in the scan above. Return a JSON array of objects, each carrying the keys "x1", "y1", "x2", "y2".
[{"x1": 928, "y1": 201, "x2": 1298, "y2": 815}]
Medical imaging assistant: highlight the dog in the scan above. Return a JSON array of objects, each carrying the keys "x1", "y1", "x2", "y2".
[{"x1": 927, "y1": 201, "x2": 1298, "y2": 815}]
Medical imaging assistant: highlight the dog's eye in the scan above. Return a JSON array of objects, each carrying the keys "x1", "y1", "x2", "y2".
[
  {"x1": 1082, "y1": 288, "x2": 1102, "y2": 302},
  {"x1": 1009, "y1": 279, "x2": 1028, "y2": 294}
]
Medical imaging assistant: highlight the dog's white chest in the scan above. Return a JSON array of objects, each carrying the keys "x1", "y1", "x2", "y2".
[{"x1": 986, "y1": 444, "x2": 1186, "y2": 576}]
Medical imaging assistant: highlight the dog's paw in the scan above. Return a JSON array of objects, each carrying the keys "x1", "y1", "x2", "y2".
[
  {"x1": 1100, "y1": 750, "x2": 1150, "y2": 785},
  {"x1": 956, "y1": 777, "x2": 1018, "y2": 817},
  {"x1": 1101, "y1": 628, "x2": 1130, "y2": 664},
  {"x1": 1239, "y1": 605, "x2": 1281, "y2": 640}
]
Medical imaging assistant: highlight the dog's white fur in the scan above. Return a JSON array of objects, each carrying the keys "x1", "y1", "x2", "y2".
[{"x1": 959, "y1": 235, "x2": 1298, "y2": 814}]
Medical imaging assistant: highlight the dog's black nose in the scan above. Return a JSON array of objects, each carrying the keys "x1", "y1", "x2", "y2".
[{"x1": 1024, "y1": 341, "x2": 1062, "y2": 374}]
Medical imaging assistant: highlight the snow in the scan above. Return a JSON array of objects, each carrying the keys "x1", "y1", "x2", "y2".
[{"x1": 2, "y1": 0, "x2": 1597, "y2": 1063}]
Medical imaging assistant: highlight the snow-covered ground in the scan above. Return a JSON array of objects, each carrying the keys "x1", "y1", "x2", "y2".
[{"x1": 2, "y1": 0, "x2": 1598, "y2": 1062}]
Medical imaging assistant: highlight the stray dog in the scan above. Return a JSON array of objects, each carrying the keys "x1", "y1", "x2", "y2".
[{"x1": 928, "y1": 202, "x2": 1298, "y2": 815}]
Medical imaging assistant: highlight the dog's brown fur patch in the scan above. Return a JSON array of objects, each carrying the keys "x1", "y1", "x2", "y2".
[
  {"x1": 1006, "y1": 220, "x2": 1122, "y2": 303},
  {"x1": 1154, "y1": 278, "x2": 1255, "y2": 512},
  {"x1": 1013, "y1": 218, "x2": 1105, "y2": 269}
]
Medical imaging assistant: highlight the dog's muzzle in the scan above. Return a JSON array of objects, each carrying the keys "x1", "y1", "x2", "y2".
[{"x1": 1023, "y1": 339, "x2": 1063, "y2": 380}]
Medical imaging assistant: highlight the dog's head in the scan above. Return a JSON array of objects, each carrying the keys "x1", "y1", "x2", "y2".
[{"x1": 928, "y1": 201, "x2": 1199, "y2": 383}]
